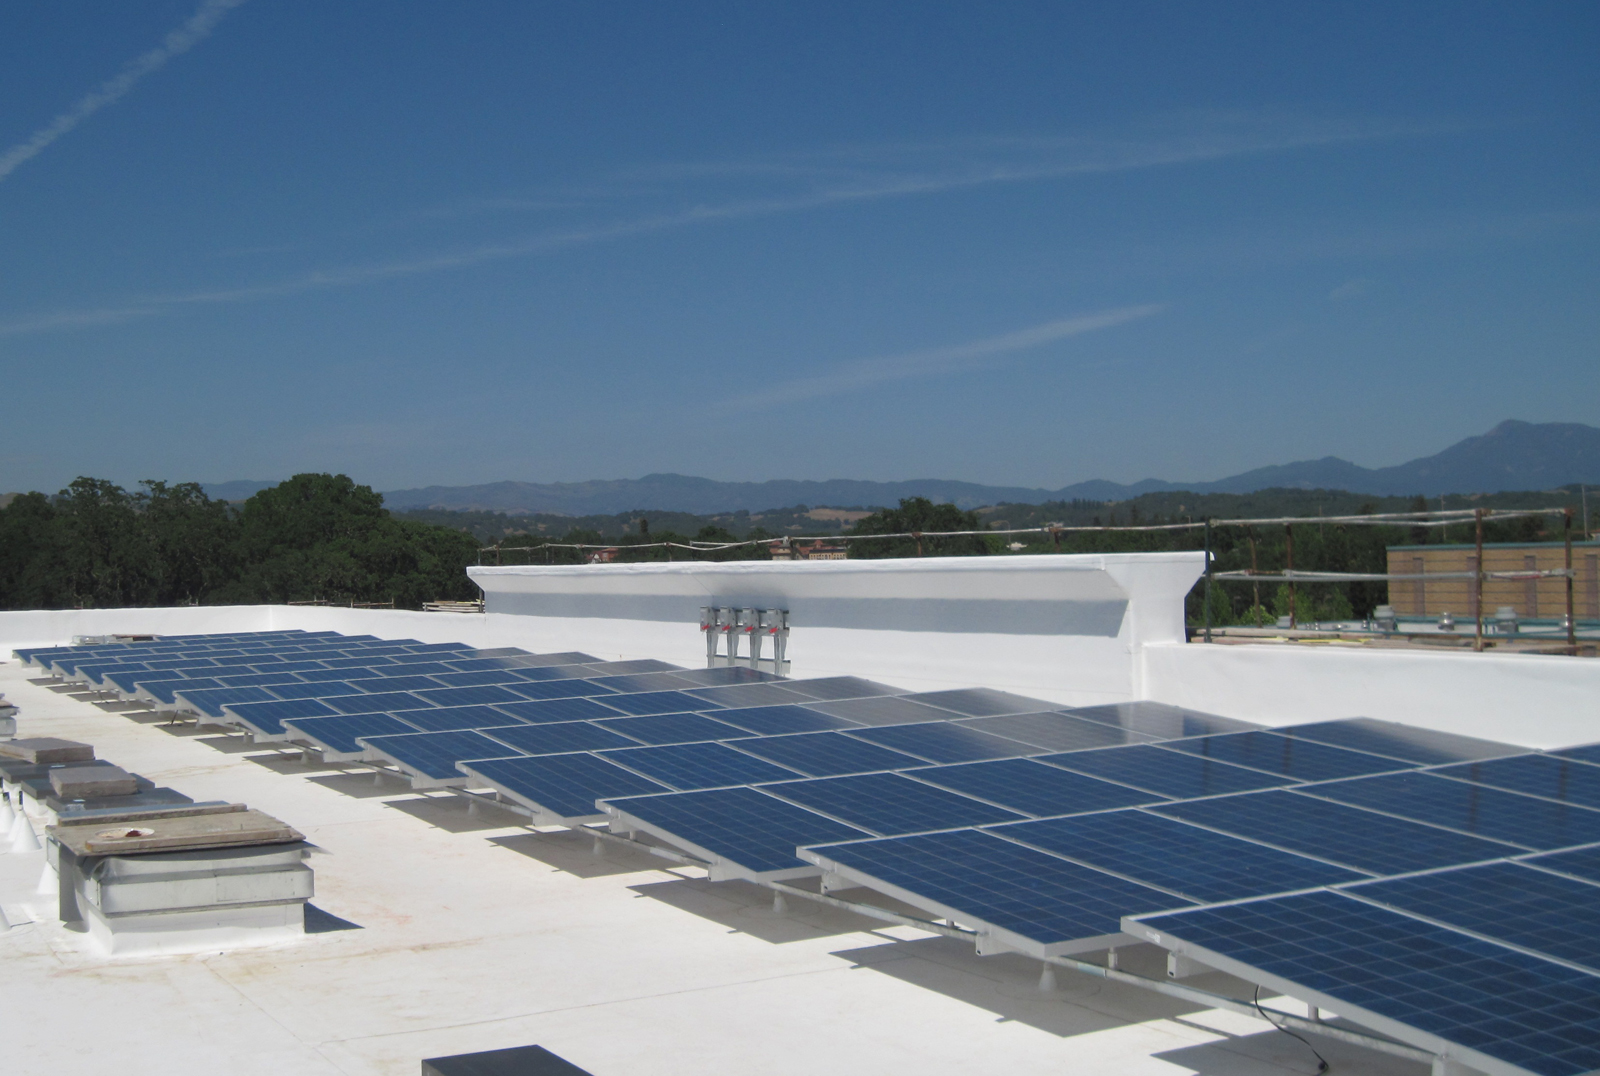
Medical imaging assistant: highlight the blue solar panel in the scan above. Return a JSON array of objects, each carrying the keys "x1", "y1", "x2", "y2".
[
  {"x1": 1433, "y1": 754, "x2": 1600, "y2": 810},
  {"x1": 1524, "y1": 845, "x2": 1600, "y2": 884},
  {"x1": 764, "y1": 772, "x2": 1025, "y2": 835},
  {"x1": 1152, "y1": 789, "x2": 1523, "y2": 875},
  {"x1": 600, "y1": 742, "x2": 802, "y2": 790},
  {"x1": 515, "y1": 651, "x2": 597, "y2": 668},
  {"x1": 803, "y1": 695, "x2": 957, "y2": 726},
  {"x1": 1553, "y1": 743, "x2": 1600, "y2": 767},
  {"x1": 707, "y1": 704, "x2": 858, "y2": 736},
  {"x1": 583, "y1": 659, "x2": 685, "y2": 676},
  {"x1": 441, "y1": 657, "x2": 538, "y2": 673},
  {"x1": 585, "y1": 673, "x2": 698, "y2": 694},
  {"x1": 283, "y1": 713, "x2": 423, "y2": 755},
  {"x1": 1272, "y1": 717, "x2": 1521, "y2": 764},
  {"x1": 992, "y1": 810, "x2": 1366, "y2": 901},
  {"x1": 844, "y1": 722, "x2": 1040, "y2": 763},
  {"x1": 730, "y1": 731, "x2": 927, "y2": 777},
  {"x1": 213, "y1": 673, "x2": 306, "y2": 688},
  {"x1": 505, "y1": 678, "x2": 618, "y2": 700},
  {"x1": 1349, "y1": 861, "x2": 1600, "y2": 972},
  {"x1": 592, "y1": 712, "x2": 752, "y2": 745},
  {"x1": 388, "y1": 705, "x2": 523, "y2": 732},
  {"x1": 385, "y1": 659, "x2": 461, "y2": 674},
  {"x1": 910, "y1": 759, "x2": 1171, "y2": 817},
  {"x1": 324, "y1": 691, "x2": 433, "y2": 715},
  {"x1": 245, "y1": 659, "x2": 326, "y2": 673},
  {"x1": 1038, "y1": 744, "x2": 1291, "y2": 798},
  {"x1": 1064, "y1": 701, "x2": 1256, "y2": 739},
  {"x1": 361, "y1": 730, "x2": 524, "y2": 780},
  {"x1": 906, "y1": 688, "x2": 1054, "y2": 717},
  {"x1": 669, "y1": 667, "x2": 782, "y2": 687},
  {"x1": 684, "y1": 683, "x2": 813, "y2": 709},
  {"x1": 172, "y1": 685, "x2": 277, "y2": 717},
  {"x1": 602, "y1": 787, "x2": 870, "y2": 874},
  {"x1": 429, "y1": 669, "x2": 526, "y2": 688},
  {"x1": 413, "y1": 684, "x2": 527, "y2": 708},
  {"x1": 493, "y1": 696, "x2": 625, "y2": 724},
  {"x1": 264, "y1": 680, "x2": 365, "y2": 700},
  {"x1": 317, "y1": 657, "x2": 394, "y2": 670},
  {"x1": 460, "y1": 753, "x2": 669, "y2": 820},
  {"x1": 345, "y1": 675, "x2": 446, "y2": 694},
  {"x1": 509, "y1": 666, "x2": 589, "y2": 683},
  {"x1": 591, "y1": 689, "x2": 714, "y2": 715},
  {"x1": 481, "y1": 721, "x2": 642, "y2": 755},
  {"x1": 805, "y1": 828, "x2": 1193, "y2": 946},
  {"x1": 955, "y1": 712, "x2": 1156, "y2": 753},
  {"x1": 138, "y1": 678, "x2": 221, "y2": 704},
  {"x1": 295, "y1": 667, "x2": 379, "y2": 682},
  {"x1": 1158, "y1": 730, "x2": 1413, "y2": 781},
  {"x1": 221, "y1": 697, "x2": 340, "y2": 736},
  {"x1": 1129, "y1": 889, "x2": 1600, "y2": 1076},
  {"x1": 1302, "y1": 771, "x2": 1600, "y2": 850},
  {"x1": 777, "y1": 676, "x2": 903, "y2": 701}
]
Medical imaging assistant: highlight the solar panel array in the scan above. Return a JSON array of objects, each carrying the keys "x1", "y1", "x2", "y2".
[{"x1": 24, "y1": 631, "x2": 1600, "y2": 1076}]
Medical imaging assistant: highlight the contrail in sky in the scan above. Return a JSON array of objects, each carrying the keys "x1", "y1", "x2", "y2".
[{"x1": 0, "y1": 0, "x2": 246, "y2": 184}]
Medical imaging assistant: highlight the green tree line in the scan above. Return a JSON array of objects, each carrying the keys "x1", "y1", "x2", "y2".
[{"x1": 0, "y1": 474, "x2": 481, "y2": 610}]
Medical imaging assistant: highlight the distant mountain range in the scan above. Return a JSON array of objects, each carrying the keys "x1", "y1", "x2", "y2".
[{"x1": 206, "y1": 420, "x2": 1600, "y2": 514}]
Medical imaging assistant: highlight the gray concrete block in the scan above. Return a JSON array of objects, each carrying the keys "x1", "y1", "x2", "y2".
[
  {"x1": 51, "y1": 765, "x2": 139, "y2": 798},
  {"x1": 0, "y1": 737, "x2": 94, "y2": 764}
]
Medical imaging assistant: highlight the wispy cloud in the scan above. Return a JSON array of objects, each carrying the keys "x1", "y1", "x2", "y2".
[
  {"x1": 723, "y1": 305, "x2": 1165, "y2": 410},
  {"x1": 0, "y1": 111, "x2": 1446, "y2": 335},
  {"x1": 0, "y1": 0, "x2": 246, "y2": 184}
]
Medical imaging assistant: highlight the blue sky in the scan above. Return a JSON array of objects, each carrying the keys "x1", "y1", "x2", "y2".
[{"x1": 1, "y1": 2, "x2": 1595, "y2": 495}]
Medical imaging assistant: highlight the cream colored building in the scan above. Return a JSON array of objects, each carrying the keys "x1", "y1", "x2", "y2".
[{"x1": 1386, "y1": 540, "x2": 1600, "y2": 620}]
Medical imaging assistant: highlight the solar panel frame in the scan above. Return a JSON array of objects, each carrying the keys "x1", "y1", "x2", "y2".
[
  {"x1": 1273, "y1": 717, "x2": 1523, "y2": 765},
  {"x1": 1522, "y1": 845, "x2": 1600, "y2": 885},
  {"x1": 282, "y1": 712, "x2": 428, "y2": 760},
  {"x1": 954, "y1": 712, "x2": 1158, "y2": 754},
  {"x1": 1431, "y1": 754, "x2": 1600, "y2": 810},
  {"x1": 170, "y1": 685, "x2": 277, "y2": 718},
  {"x1": 360, "y1": 729, "x2": 528, "y2": 787},
  {"x1": 908, "y1": 758, "x2": 1173, "y2": 817},
  {"x1": 1156, "y1": 730, "x2": 1417, "y2": 782},
  {"x1": 1036, "y1": 743, "x2": 1294, "y2": 798},
  {"x1": 761, "y1": 771, "x2": 1026, "y2": 835},
  {"x1": 412, "y1": 684, "x2": 528, "y2": 708},
  {"x1": 591, "y1": 712, "x2": 753, "y2": 745},
  {"x1": 761, "y1": 676, "x2": 905, "y2": 701},
  {"x1": 843, "y1": 722, "x2": 1043, "y2": 764},
  {"x1": 387, "y1": 705, "x2": 527, "y2": 732},
  {"x1": 801, "y1": 695, "x2": 957, "y2": 726},
  {"x1": 599, "y1": 741, "x2": 805, "y2": 790},
  {"x1": 492, "y1": 696, "x2": 626, "y2": 724},
  {"x1": 596, "y1": 690, "x2": 727, "y2": 716},
  {"x1": 699, "y1": 704, "x2": 859, "y2": 736},
  {"x1": 343, "y1": 675, "x2": 448, "y2": 694},
  {"x1": 324, "y1": 690, "x2": 435, "y2": 715},
  {"x1": 682, "y1": 683, "x2": 815, "y2": 709},
  {"x1": 480, "y1": 721, "x2": 644, "y2": 755},
  {"x1": 904, "y1": 688, "x2": 1057, "y2": 718},
  {"x1": 218, "y1": 696, "x2": 341, "y2": 739},
  {"x1": 1064, "y1": 701, "x2": 1258, "y2": 739},
  {"x1": 729, "y1": 730, "x2": 928, "y2": 777},
  {"x1": 262, "y1": 680, "x2": 366, "y2": 700},
  {"x1": 461, "y1": 752, "x2": 672, "y2": 824},
  {"x1": 583, "y1": 672, "x2": 701, "y2": 694}
]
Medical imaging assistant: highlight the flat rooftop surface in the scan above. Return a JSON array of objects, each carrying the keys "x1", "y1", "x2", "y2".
[{"x1": 0, "y1": 656, "x2": 1427, "y2": 1076}]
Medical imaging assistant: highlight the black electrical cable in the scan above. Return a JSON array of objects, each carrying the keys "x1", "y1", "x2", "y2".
[{"x1": 1254, "y1": 985, "x2": 1331, "y2": 1074}]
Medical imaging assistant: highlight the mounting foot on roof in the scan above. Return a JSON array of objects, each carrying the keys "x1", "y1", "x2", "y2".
[
  {"x1": 771, "y1": 891, "x2": 788, "y2": 916},
  {"x1": 1038, "y1": 963, "x2": 1057, "y2": 993}
]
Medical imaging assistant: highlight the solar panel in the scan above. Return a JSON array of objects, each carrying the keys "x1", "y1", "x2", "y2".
[
  {"x1": 1348, "y1": 861, "x2": 1600, "y2": 972},
  {"x1": 440, "y1": 657, "x2": 540, "y2": 673},
  {"x1": 954, "y1": 712, "x2": 1157, "y2": 753},
  {"x1": 295, "y1": 667, "x2": 380, "y2": 682},
  {"x1": 683, "y1": 683, "x2": 813, "y2": 709},
  {"x1": 324, "y1": 691, "x2": 434, "y2": 715},
  {"x1": 1301, "y1": 771, "x2": 1600, "y2": 850},
  {"x1": 413, "y1": 684, "x2": 527, "y2": 708},
  {"x1": 388, "y1": 705, "x2": 523, "y2": 732},
  {"x1": 668, "y1": 667, "x2": 782, "y2": 687},
  {"x1": 481, "y1": 721, "x2": 643, "y2": 755},
  {"x1": 585, "y1": 672, "x2": 699, "y2": 694},
  {"x1": 700, "y1": 704, "x2": 857, "y2": 736},
  {"x1": 802, "y1": 828, "x2": 1193, "y2": 952},
  {"x1": 763, "y1": 772, "x2": 1025, "y2": 835},
  {"x1": 456, "y1": 752, "x2": 667, "y2": 821},
  {"x1": 263, "y1": 680, "x2": 365, "y2": 700},
  {"x1": 429, "y1": 669, "x2": 527, "y2": 688},
  {"x1": 592, "y1": 712, "x2": 752, "y2": 745},
  {"x1": 1037, "y1": 744, "x2": 1292, "y2": 798},
  {"x1": 1065, "y1": 701, "x2": 1256, "y2": 739},
  {"x1": 992, "y1": 810, "x2": 1366, "y2": 902},
  {"x1": 581, "y1": 659, "x2": 685, "y2": 675},
  {"x1": 509, "y1": 666, "x2": 589, "y2": 682},
  {"x1": 171, "y1": 685, "x2": 277, "y2": 717},
  {"x1": 765, "y1": 676, "x2": 905, "y2": 701},
  {"x1": 909, "y1": 759, "x2": 1171, "y2": 817},
  {"x1": 1273, "y1": 717, "x2": 1523, "y2": 764},
  {"x1": 400, "y1": 642, "x2": 473, "y2": 655},
  {"x1": 386, "y1": 658, "x2": 462, "y2": 673},
  {"x1": 1157, "y1": 730, "x2": 1413, "y2": 781},
  {"x1": 493, "y1": 696, "x2": 625, "y2": 724},
  {"x1": 245, "y1": 659, "x2": 327, "y2": 673},
  {"x1": 1433, "y1": 754, "x2": 1600, "y2": 810},
  {"x1": 344, "y1": 675, "x2": 447, "y2": 694},
  {"x1": 1126, "y1": 889, "x2": 1600, "y2": 1076},
  {"x1": 220, "y1": 697, "x2": 340, "y2": 737},
  {"x1": 504, "y1": 678, "x2": 617, "y2": 701},
  {"x1": 730, "y1": 731, "x2": 927, "y2": 777},
  {"x1": 802, "y1": 695, "x2": 957, "y2": 726},
  {"x1": 905, "y1": 688, "x2": 1056, "y2": 718},
  {"x1": 316, "y1": 657, "x2": 395, "y2": 670},
  {"x1": 597, "y1": 690, "x2": 725, "y2": 716},
  {"x1": 601, "y1": 787, "x2": 870, "y2": 876},
  {"x1": 600, "y1": 742, "x2": 803, "y2": 790},
  {"x1": 213, "y1": 673, "x2": 307, "y2": 688},
  {"x1": 1551, "y1": 743, "x2": 1600, "y2": 767},
  {"x1": 1524, "y1": 845, "x2": 1600, "y2": 884},
  {"x1": 512, "y1": 650, "x2": 597, "y2": 667},
  {"x1": 284, "y1": 713, "x2": 425, "y2": 757},
  {"x1": 1151, "y1": 789, "x2": 1522, "y2": 876},
  {"x1": 844, "y1": 722, "x2": 1040, "y2": 764},
  {"x1": 361, "y1": 730, "x2": 525, "y2": 782}
]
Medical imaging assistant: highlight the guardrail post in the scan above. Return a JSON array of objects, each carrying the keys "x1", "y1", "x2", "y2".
[
  {"x1": 1567, "y1": 509, "x2": 1578, "y2": 653},
  {"x1": 1202, "y1": 519, "x2": 1213, "y2": 643},
  {"x1": 1474, "y1": 508, "x2": 1485, "y2": 651}
]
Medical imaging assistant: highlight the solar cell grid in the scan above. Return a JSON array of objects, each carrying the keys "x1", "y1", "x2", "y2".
[
  {"x1": 598, "y1": 690, "x2": 725, "y2": 716},
  {"x1": 906, "y1": 688, "x2": 1054, "y2": 718},
  {"x1": 955, "y1": 712, "x2": 1156, "y2": 754},
  {"x1": 909, "y1": 758, "x2": 1170, "y2": 817},
  {"x1": 221, "y1": 697, "x2": 340, "y2": 736},
  {"x1": 494, "y1": 696, "x2": 625, "y2": 724},
  {"x1": 462, "y1": 753, "x2": 671, "y2": 821},
  {"x1": 440, "y1": 657, "x2": 538, "y2": 673},
  {"x1": 481, "y1": 721, "x2": 642, "y2": 755},
  {"x1": 504, "y1": 677, "x2": 617, "y2": 699},
  {"x1": 430, "y1": 669, "x2": 526, "y2": 688},
  {"x1": 703, "y1": 704, "x2": 857, "y2": 736},
  {"x1": 802, "y1": 695, "x2": 961, "y2": 726},
  {"x1": 764, "y1": 772, "x2": 1024, "y2": 835},
  {"x1": 171, "y1": 685, "x2": 277, "y2": 717},
  {"x1": 374, "y1": 660, "x2": 458, "y2": 676},
  {"x1": 744, "y1": 675, "x2": 903, "y2": 701},
  {"x1": 668, "y1": 667, "x2": 781, "y2": 687},
  {"x1": 1038, "y1": 743, "x2": 1291, "y2": 798},
  {"x1": 585, "y1": 673, "x2": 699, "y2": 695},
  {"x1": 1065, "y1": 701, "x2": 1256, "y2": 739},
  {"x1": 284, "y1": 713, "x2": 423, "y2": 756},
  {"x1": 1128, "y1": 889, "x2": 1600, "y2": 1076},
  {"x1": 388, "y1": 705, "x2": 524, "y2": 732},
  {"x1": 512, "y1": 651, "x2": 599, "y2": 668},
  {"x1": 580, "y1": 659, "x2": 685, "y2": 676},
  {"x1": 295, "y1": 667, "x2": 379, "y2": 682},
  {"x1": 601, "y1": 741, "x2": 803, "y2": 790},
  {"x1": 684, "y1": 683, "x2": 813, "y2": 709},
  {"x1": 1152, "y1": 788, "x2": 1522, "y2": 875},
  {"x1": 992, "y1": 809, "x2": 1366, "y2": 902},
  {"x1": 1524, "y1": 845, "x2": 1600, "y2": 884},
  {"x1": 804, "y1": 828, "x2": 1194, "y2": 947},
  {"x1": 1347, "y1": 861, "x2": 1600, "y2": 973},
  {"x1": 344, "y1": 675, "x2": 446, "y2": 694},
  {"x1": 1271, "y1": 717, "x2": 1523, "y2": 765},
  {"x1": 213, "y1": 673, "x2": 307, "y2": 688},
  {"x1": 1552, "y1": 743, "x2": 1600, "y2": 767},
  {"x1": 414, "y1": 684, "x2": 527, "y2": 708},
  {"x1": 325, "y1": 691, "x2": 434, "y2": 715},
  {"x1": 1157, "y1": 730, "x2": 1414, "y2": 782},
  {"x1": 592, "y1": 712, "x2": 751, "y2": 745},
  {"x1": 361, "y1": 730, "x2": 524, "y2": 780},
  {"x1": 845, "y1": 722, "x2": 1040, "y2": 764},
  {"x1": 1432, "y1": 754, "x2": 1600, "y2": 810},
  {"x1": 602, "y1": 786, "x2": 869, "y2": 874},
  {"x1": 1301, "y1": 771, "x2": 1600, "y2": 850},
  {"x1": 263, "y1": 681, "x2": 364, "y2": 700},
  {"x1": 730, "y1": 731, "x2": 926, "y2": 777}
]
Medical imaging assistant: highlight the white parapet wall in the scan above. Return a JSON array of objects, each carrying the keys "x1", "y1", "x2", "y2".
[{"x1": 467, "y1": 553, "x2": 1206, "y2": 705}]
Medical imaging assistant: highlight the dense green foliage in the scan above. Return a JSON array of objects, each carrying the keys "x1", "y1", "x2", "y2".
[{"x1": 0, "y1": 474, "x2": 480, "y2": 610}]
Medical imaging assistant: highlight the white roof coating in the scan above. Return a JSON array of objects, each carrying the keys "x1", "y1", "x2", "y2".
[{"x1": 0, "y1": 656, "x2": 1428, "y2": 1076}]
